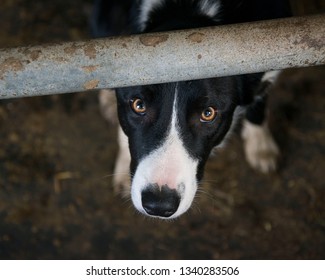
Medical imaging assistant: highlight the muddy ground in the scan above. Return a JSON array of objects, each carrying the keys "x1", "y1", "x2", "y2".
[{"x1": 0, "y1": 0, "x2": 324, "y2": 259}]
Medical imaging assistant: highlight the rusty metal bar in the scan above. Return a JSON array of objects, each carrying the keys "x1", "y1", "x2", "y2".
[{"x1": 0, "y1": 14, "x2": 324, "y2": 99}]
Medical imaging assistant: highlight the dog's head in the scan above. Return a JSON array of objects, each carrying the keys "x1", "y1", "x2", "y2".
[{"x1": 116, "y1": 78, "x2": 240, "y2": 218}]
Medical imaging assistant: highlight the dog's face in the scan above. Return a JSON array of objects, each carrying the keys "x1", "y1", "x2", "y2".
[{"x1": 116, "y1": 78, "x2": 239, "y2": 219}]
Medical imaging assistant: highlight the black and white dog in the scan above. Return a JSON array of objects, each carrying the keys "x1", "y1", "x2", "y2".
[{"x1": 94, "y1": 0, "x2": 291, "y2": 219}]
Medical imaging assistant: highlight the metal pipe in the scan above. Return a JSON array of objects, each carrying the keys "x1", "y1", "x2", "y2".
[{"x1": 0, "y1": 14, "x2": 324, "y2": 99}]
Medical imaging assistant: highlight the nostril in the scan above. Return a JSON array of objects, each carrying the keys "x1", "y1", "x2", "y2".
[{"x1": 141, "y1": 184, "x2": 180, "y2": 218}]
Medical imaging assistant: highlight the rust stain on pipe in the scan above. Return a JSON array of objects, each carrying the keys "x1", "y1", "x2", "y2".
[
  {"x1": 64, "y1": 44, "x2": 78, "y2": 55},
  {"x1": 297, "y1": 34, "x2": 324, "y2": 51},
  {"x1": 0, "y1": 57, "x2": 24, "y2": 79},
  {"x1": 187, "y1": 32, "x2": 205, "y2": 43},
  {"x1": 83, "y1": 43, "x2": 97, "y2": 59},
  {"x1": 83, "y1": 79, "x2": 100, "y2": 90},
  {"x1": 82, "y1": 65, "x2": 99, "y2": 73},
  {"x1": 21, "y1": 49, "x2": 42, "y2": 61},
  {"x1": 139, "y1": 34, "x2": 169, "y2": 47}
]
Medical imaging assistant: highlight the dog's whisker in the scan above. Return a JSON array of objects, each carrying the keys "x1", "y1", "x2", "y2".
[
  {"x1": 200, "y1": 178, "x2": 220, "y2": 183},
  {"x1": 100, "y1": 172, "x2": 130, "y2": 180},
  {"x1": 190, "y1": 200, "x2": 202, "y2": 215},
  {"x1": 196, "y1": 185, "x2": 216, "y2": 198},
  {"x1": 195, "y1": 193, "x2": 217, "y2": 205},
  {"x1": 122, "y1": 197, "x2": 132, "y2": 207}
]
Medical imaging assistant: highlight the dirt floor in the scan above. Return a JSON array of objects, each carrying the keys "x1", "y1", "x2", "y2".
[{"x1": 0, "y1": 0, "x2": 324, "y2": 259}]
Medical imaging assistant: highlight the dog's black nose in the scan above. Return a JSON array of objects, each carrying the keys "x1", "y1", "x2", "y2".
[{"x1": 141, "y1": 184, "x2": 180, "y2": 218}]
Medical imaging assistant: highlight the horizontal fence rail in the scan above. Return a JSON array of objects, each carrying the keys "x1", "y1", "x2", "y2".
[{"x1": 0, "y1": 14, "x2": 324, "y2": 99}]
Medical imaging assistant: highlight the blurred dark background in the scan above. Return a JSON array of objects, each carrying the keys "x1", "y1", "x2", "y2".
[{"x1": 0, "y1": 0, "x2": 324, "y2": 259}]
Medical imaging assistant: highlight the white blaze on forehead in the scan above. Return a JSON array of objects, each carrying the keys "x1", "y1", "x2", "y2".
[
  {"x1": 131, "y1": 83, "x2": 199, "y2": 218},
  {"x1": 151, "y1": 84, "x2": 198, "y2": 189}
]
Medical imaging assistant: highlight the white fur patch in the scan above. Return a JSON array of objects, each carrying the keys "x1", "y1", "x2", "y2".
[
  {"x1": 131, "y1": 83, "x2": 199, "y2": 218},
  {"x1": 262, "y1": 70, "x2": 281, "y2": 84},
  {"x1": 113, "y1": 126, "x2": 131, "y2": 195},
  {"x1": 241, "y1": 120, "x2": 279, "y2": 173},
  {"x1": 139, "y1": 0, "x2": 165, "y2": 31},
  {"x1": 98, "y1": 89, "x2": 118, "y2": 125},
  {"x1": 139, "y1": 0, "x2": 221, "y2": 31},
  {"x1": 199, "y1": 0, "x2": 221, "y2": 18}
]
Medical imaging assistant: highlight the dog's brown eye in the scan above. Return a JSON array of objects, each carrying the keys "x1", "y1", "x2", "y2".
[
  {"x1": 130, "y1": 98, "x2": 146, "y2": 115},
  {"x1": 200, "y1": 107, "x2": 217, "y2": 123}
]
